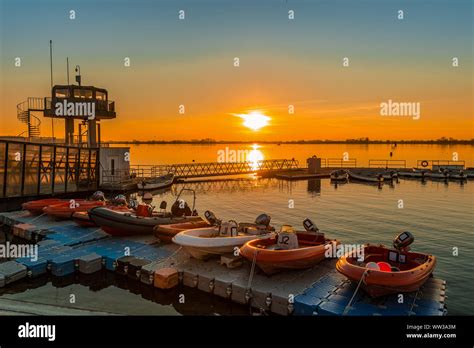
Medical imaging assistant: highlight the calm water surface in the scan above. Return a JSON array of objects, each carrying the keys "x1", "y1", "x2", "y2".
[
  {"x1": 121, "y1": 143, "x2": 474, "y2": 167},
  {"x1": 3, "y1": 176, "x2": 472, "y2": 315}
]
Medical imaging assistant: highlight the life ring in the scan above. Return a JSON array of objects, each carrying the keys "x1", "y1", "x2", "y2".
[{"x1": 421, "y1": 160, "x2": 429, "y2": 168}]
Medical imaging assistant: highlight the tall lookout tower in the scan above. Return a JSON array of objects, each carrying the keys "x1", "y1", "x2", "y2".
[
  {"x1": 16, "y1": 67, "x2": 116, "y2": 146},
  {"x1": 2, "y1": 67, "x2": 127, "y2": 202}
]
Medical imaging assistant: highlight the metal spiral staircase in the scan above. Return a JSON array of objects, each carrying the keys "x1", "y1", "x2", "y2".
[{"x1": 16, "y1": 98, "x2": 44, "y2": 138}]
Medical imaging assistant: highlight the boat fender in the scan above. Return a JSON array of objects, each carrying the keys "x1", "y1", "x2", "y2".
[
  {"x1": 377, "y1": 262, "x2": 392, "y2": 272},
  {"x1": 277, "y1": 225, "x2": 298, "y2": 250},
  {"x1": 365, "y1": 262, "x2": 379, "y2": 270}
]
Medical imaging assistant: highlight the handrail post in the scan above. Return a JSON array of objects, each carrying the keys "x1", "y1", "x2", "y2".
[
  {"x1": 3, "y1": 142, "x2": 8, "y2": 197},
  {"x1": 20, "y1": 142, "x2": 27, "y2": 195},
  {"x1": 37, "y1": 144, "x2": 42, "y2": 195}
]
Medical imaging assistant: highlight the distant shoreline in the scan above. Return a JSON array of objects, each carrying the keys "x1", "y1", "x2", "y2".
[{"x1": 105, "y1": 139, "x2": 474, "y2": 145}]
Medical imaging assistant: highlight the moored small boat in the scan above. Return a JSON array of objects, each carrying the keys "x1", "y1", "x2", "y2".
[
  {"x1": 154, "y1": 220, "x2": 211, "y2": 243},
  {"x1": 137, "y1": 173, "x2": 175, "y2": 190},
  {"x1": 239, "y1": 219, "x2": 338, "y2": 275},
  {"x1": 22, "y1": 198, "x2": 65, "y2": 215},
  {"x1": 173, "y1": 213, "x2": 275, "y2": 259},
  {"x1": 336, "y1": 231, "x2": 436, "y2": 297},
  {"x1": 399, "y1": 168, "x2": 428, "y2": 178},
  {"x1": 428, "y1": 169, "x2": 449, "y2": 180},
  {"x1": 381, "y1": 170, "x2": 398, "y2": 180},
  {"x1": 89, "y1": 206, "x2": 202, "y2": 236},
  {"x1": 448, "y1": 170, "x2": 468, "y2": 181},
  {"x1": 348, "y1": 170, "x2": 384, "y2": 183},
  {"x1": 43, "y1": 200, "x2": 106, "y2": 219},
  {"x1": 330, "y1": 169, "x2": 348, "y2": 181},
  {"x1": 72, "y1": 204, "x2": 131, "y2": 228}
]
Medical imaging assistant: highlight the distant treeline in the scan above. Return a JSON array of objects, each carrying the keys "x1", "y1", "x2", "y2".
[{"x1": 106, "y1": 137, "x2": 474, "y2": 145}]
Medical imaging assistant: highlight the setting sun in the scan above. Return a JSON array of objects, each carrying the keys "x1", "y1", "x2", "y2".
[{"x1": 234, "y1": 111, "x2": 270, "y2": 131}]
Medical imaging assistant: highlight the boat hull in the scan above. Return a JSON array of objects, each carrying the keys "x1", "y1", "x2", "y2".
[
  {"x1": 22, "y1": 198, "x2": 65, "y2": 215},
  {"x1": 348, "y1": 171, "x2": 384, "y2": 183},
  {"x1": 71, "y1": 211, "x2": 96, "y2": 227},
  {"x1": 137, "y1": 174, "x2": 175, "y2": 190},
  {"x1": 72, "y1": 205, "x2": 131, "y2": 228},
  {"x1": 89, "y1": 207, "x2": 201, "y2": 236},
  {"x1": 154, "y1": 220, "x2": 211, "y2": 243},
  {"x1": 336, "y1": 244, "x2": 436, "y2": 297},
  {"x1": 43, "y1": 200, "x2": 106, "y2": 219},
  {"x1": 240, "y1": 233, "x2": 337, "y2": 275},
  {"x1": 330, "y1": 174, "x2": 349, "y2": 181},
  {"x1": 173, "y1": 227, "x2": 274, "y2": 260}
]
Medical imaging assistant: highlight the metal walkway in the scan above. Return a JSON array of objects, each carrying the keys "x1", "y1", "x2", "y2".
[{"x1": 131, "y1": 159, "x2": 299, "y2": 179}]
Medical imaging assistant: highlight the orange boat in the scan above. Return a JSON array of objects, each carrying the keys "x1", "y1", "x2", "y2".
[
  {"x1": 43, "y1": 200, "x2": 106, "y2": 220},
  {"x1": 72, "y1": 211, "x2": 96, "y2": 227},
  {"x1": 154, "y1": 220, "x2": 211, "y2": 243},
  {"x1": 22, "y1": 198, "x2": 65, "y2": 215},
  {"x1": 336, "y1": 232, "x2": 436, "y2": 297},
  {"x1": 239, "y1": 219, "x2": 338, "y2": 275}
]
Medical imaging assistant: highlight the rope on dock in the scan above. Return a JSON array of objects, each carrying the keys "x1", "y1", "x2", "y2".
[
  {"x1": 27, "y1": 213, "x2": 47, "y2": 224},
  {"x1": 408, "y1": 287, "x2": 421, "y2": 315},
  {"x1": 152, "y1": 246, "x2": 183, "y2": 266},
  {"x1": 246, "y1": 248, "x2": 259, "y2": 290},
  {"x1": 342, "y1": 270, "x2": 368, "y2": 316}
]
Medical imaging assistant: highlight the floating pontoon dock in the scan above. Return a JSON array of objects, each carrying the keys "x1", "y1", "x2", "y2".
[{"x1": 0, "y1": 210, "x2": 447, "y2": 316}]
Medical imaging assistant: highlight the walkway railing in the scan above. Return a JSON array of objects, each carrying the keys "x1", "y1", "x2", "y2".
[
  {"x1": 325, "y1": 158, "x2": 357, "y2": 168},
  {"x1": 416, "y1": 160, "x2": 465, "y2": 169},
  {"x1": 130, "y1": 159, "x2": 299, "y2": 179},
  {"x1": 369, "y1": 159, "x2": 407, "y2": 168}
]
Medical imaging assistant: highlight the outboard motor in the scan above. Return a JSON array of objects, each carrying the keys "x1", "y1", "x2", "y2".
[
  {"x1": 171, "y1": 199, "x2": 192, "y2": 217},
  {"x1": 255, "y1": 213, "x2": 271, "y2": 227},
  {"x1": 159, "y1": 201, "x2": 167, "y2": 212},
  {"x1": 91, "y1": 191, "x2": 105, "y2": 201},
  {"x1": 303, "y1": 218, "x2": 319, "y2": 232},
  {"x1": 113, "y1": 194, "x2": 127, "y2": 206},
  {"x1": 204, "y1": 210, "x2": 220, "y2": 225},
  {"x1": 393, "y1": 231, "x2": 414, "y2": 251}
]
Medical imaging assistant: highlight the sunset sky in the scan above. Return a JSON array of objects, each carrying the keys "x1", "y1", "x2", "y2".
[{"x1": 0, "y1": 0, "x2": 472, "y2": 141}]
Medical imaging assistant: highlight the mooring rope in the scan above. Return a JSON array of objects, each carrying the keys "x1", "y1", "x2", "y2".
[
  {"x1": 343, "y1": 270, "x2": 368, "y2": 316},
  {"x1": 156, "y1": 246, "x2": 183, "y2": 265},
  {"x1": 246, "y1": 248, "x2": 259, "y2": 290},
  {"x1": 408, "y1": 287, "x2": 421, "y2": 315},
  {"x1": 27, "y1": 213, "x2": 47, "y2": 224}
]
